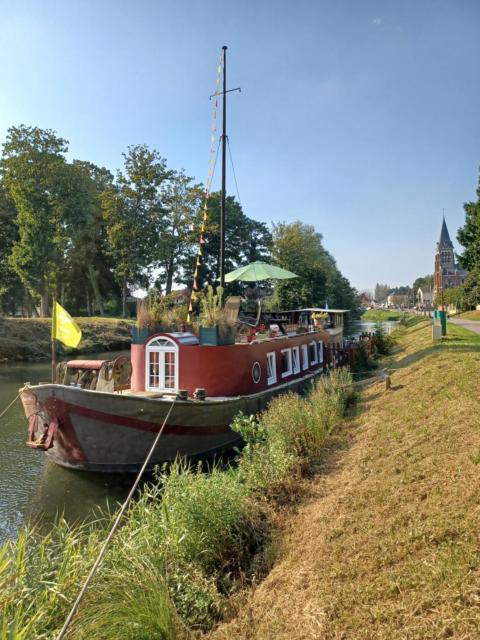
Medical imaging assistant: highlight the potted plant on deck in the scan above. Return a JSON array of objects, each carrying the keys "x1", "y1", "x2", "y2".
[
  {"x1": 198, "y1": 285, "x2": 236, "y2": 346},
  {"x1": 311, "y1": 311, "x2": 329, "y2": 329}
]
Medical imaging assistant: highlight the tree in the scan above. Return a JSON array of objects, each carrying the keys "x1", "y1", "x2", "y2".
[
  {"x1": 412, "y1": 274, "x2": 433, "y2": 292},
  {"x1": 458, "y1": 173, "x2": 480, "y2": 272},
  {"x1": 154, "y1": 170, "x2": 203, "y2": 294},
  {"x1": 102, "y1": 145, "x2": 171, "y2": 316},
  {"x1": 1, "y1": 126, "x2": 68, "y2": 315},
  {"x1": 270, "y1": 221, "x2": 356, "y2": 310},
  {"x1": 0, "y1": 181, "x2": 22, "y2": 314},
  {"x1": 434, "y1": 285, "x2": 466, "y2": 310},
  {"x1": 374, "y1": 283, "x2": 391, "y2": 302},
  {"x1": 186, "y1": 192, "x2": 272, "y2": 291},
  {"x1": 457, "y1": 171, "x2": 480, "y2": 307},
  {"x1": 462, "y1": 266, "x2": 480, "y2": 308},
  {"x1": 62, "y1": 161, "x2": 116, "y2": 315}
]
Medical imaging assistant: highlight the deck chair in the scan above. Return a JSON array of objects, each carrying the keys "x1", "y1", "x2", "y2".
[
  {"x1": 224, "y1": 296, "x2": 242, "y2": 325},
  {"x1": 239, "y1": 298, "x2": 263, "y2": 328}
]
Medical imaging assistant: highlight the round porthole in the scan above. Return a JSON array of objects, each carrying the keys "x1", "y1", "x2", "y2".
[{"x1": 252, "y1": 362, "x2": 261, "y2": 383}]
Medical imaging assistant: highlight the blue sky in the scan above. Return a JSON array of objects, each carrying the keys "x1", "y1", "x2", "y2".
[{"x1": 1, "y1": 0, "x2": 479, "y2": 292}]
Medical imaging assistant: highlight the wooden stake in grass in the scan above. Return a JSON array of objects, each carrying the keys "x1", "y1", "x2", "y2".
[{"x1": 384, "y1": 370, "x2": 391, "y2": 391}]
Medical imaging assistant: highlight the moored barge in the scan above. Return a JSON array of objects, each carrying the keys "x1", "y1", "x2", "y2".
[{"x1": 21, "y1": 325, "x2": 337, "y2": 472}]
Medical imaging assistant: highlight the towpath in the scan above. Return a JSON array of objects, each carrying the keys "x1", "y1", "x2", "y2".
[{"x1": 448, "y1": 316, "x2": 480, "y2": 334}]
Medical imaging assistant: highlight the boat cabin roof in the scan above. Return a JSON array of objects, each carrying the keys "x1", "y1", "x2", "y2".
[
  {"x1": 148, "y1": 332, "x2": 199, "y2": 345},
  {"x1": 277, "y1": 308, "x2": 349, "y2": 315}
]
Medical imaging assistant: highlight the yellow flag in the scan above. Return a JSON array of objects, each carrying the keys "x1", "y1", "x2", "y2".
[{"x1": 52, "y1": 302, "x2": 82, "y2": 348}]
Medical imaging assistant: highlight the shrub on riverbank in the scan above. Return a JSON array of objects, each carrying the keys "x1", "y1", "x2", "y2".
[{"x1": 0, "y1": 369, "x2": 355, "y2": 638}]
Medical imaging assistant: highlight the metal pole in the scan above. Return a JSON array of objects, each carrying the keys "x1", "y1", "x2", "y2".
[{"x1": 219, "y1": 45, "x2": 227, "y2": 288}]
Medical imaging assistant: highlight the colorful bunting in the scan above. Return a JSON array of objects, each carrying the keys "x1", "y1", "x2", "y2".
[{"x1": 187, "y1": 49, "x2": 224, "y2": 322}]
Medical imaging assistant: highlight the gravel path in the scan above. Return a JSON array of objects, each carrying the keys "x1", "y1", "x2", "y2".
[{"x1": 448, "y1": 317, "x2": 480, "y2": 334}]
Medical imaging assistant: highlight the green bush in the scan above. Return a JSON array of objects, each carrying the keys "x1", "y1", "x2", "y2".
[
  {"x1": 372, "y1": 323, "x2": 394, "y2": 355},
  {"x1": 233, "y1": 368, "x2": 355, "y2": 493},
  {"x1": 157, "y1": 462, "x2": 264, "y2": 578}
]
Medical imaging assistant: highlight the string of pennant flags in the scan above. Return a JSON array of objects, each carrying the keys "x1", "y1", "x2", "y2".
[{"x1": 187, "y1": 50, "x2": 224, "y2": 322}]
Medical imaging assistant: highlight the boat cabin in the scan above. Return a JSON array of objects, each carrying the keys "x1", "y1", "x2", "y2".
[
  {"x1": 130, "y1": 318, "x2": 340, "y2": 399},
  {"x1": 261, "y1": 308, "x2": 348, "y2": 340}
]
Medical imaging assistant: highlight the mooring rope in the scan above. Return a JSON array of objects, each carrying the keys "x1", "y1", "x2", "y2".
[
  {"x1": 0, "y1": 392, "x2": 21, "y2": 420},
  {"x1": 56, "y1": 396, "x2": 178, "y2": 640}
]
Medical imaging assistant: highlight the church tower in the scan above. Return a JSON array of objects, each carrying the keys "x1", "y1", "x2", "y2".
[{"x1": 433, "y1": 217, "x2": 467, "y2": 299}]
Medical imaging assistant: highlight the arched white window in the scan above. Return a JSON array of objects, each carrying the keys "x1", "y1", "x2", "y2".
[{"x1": 145, "y1": 337, "x2": 178, "y2": 392}]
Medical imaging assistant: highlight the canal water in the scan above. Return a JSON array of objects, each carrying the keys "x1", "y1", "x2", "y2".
[
  {"x1": 0, "y1": 351, "x2": 132, "y2": 546},
  {"x1": 345, "y1": 319, "x2": 399, "y2": 339}
]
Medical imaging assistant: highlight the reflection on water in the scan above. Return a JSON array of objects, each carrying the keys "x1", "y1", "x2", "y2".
[
  {"x1": 0, "y1": 350, "x2": 129, "y2": 545},
  {"x1": 345, "y1": 319, "x2": 399, "y2": 340},
  {"x1": 26, "y1": 463, "x2": 134, "y2": 534}
]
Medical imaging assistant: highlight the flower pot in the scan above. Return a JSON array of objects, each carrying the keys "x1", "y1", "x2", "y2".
[
  {"x1": 131, "y1": 326, "x2": 157, "y2": 344},
  {"x1": 199, "y1": 325, "x2": 236, "y2": 346}
]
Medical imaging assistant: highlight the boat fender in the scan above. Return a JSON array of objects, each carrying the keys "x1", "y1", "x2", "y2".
[{"x1": 27, "y1": 414, "x2": 58, "y2": 450}]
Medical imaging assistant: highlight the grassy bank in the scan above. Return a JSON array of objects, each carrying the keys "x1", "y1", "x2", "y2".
[
  {"x1": 211, "y1": 318, "x2": 480, "y2": 639},
  {"x1": 0, "y1": 317, "x2": 134, "y2": 362},
  {"x1": 361, "y1": 308, "x2": 406, "y2": 322},
  {"x1": 456, "y1": 309, "x2": 480, "y2": 321},
  {"x1": 0, "y1": 369, "x2": 356, "y2": 639}
]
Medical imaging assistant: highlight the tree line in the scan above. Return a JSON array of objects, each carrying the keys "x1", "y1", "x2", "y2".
[
  {"x1": 373, "y1": 275, "x2": 434, "y2": 305},
  {"x1": 0, "y1": 125, "x2": 357, "y2": 317}
]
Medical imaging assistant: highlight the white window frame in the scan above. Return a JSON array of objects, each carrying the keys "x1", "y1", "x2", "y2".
[
  {"x1": 310, "y1": 341, "x2": 318, "y2": 366},
  {"x1": 281, "y1": 348, "x2": 293, "y2": 378},
  {"x1": 301, "y1": 343, "x2": 309, "y2": 370},
  {"x1": 292, "y1": 346, "x2": 300, "y2": 374},
  {"x1": 317, "y1": 340, "x2": 324, "y2": 364},
  {"x1": 145, "y1": 336, "x2": 179, "y2": 392},
  {"x1": 266, "y1": 352, "x2": 277, "y2": 385}
]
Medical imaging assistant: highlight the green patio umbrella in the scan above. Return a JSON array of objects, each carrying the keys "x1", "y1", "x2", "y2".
[{"x1": 224, "y1": 261, "x2": 298, "y2": 282}]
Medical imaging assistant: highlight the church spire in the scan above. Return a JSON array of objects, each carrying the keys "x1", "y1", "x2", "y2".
[{"x1": 439, "y1": 216, "x2": 453, "y2": 248}]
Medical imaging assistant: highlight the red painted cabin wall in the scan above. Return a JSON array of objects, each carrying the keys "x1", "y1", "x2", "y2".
[
  {"x1": 131, "y1": 344, "x2": 146, "y2": 392},
  {"x1": 131, "y1": 333, "x2": 325, "y2": 397}
]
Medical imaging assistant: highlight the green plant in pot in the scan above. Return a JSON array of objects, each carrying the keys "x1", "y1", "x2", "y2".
[
  {"x1": 198, "y1": 285, "x2": 236, "y2": 345},
  {"x1": 311, "y1": 311, "x2": 329, "y2": 328}
]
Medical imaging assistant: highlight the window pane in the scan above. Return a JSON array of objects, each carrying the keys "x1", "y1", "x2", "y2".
[
  {"x1": 149, "y1": 351, "x2": 160, "y2": 388},
  {"x1": 164, "y1": 351, "x2": 175, "y2": 388}
]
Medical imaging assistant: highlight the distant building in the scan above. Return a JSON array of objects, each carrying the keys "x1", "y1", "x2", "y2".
[
  {"x1": 387, "y1": 294, "x2": 409, "y2": 307},
  {"x1": 433, "y1": 217, "x2": 468, "y2": 300},
  {"x1": 416, "y1": 287, "x2": 434, "y2": 309},
  {"x1": 359, "y1": 292, "x2": 371, "y2": 306}
]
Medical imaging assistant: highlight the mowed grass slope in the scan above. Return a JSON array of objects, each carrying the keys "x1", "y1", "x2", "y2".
[
  {"x1": 457, "y1": 310, "x2": 480, "y2": 321},
  {"x1": 0, "y1": 317, "x2": 133, "y2": 361},
  {"x1": 212, "y1": 319, "x2": 480, "y2": 639}
]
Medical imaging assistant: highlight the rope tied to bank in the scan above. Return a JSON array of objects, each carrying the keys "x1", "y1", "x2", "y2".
[
  {"x1": 56, "y1": 396, "x2": 177, "y2": 640},
  {"x1": 0, "y1": 392, "x2": 21, "y2": 420}
]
